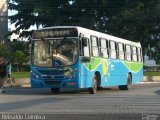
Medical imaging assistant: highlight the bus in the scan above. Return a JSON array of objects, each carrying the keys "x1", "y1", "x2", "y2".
[{"x1": 30, "y1": 26, "x2": 143, "y2": 94}]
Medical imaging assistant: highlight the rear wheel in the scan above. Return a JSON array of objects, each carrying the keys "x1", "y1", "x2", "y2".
[
  {"x1": 51, "y1": 88, "x2": 60, "y2": 93},
  {"x1": 119, "y1": 74, "x2": 132, "y2": 90},
  {"x1": 88, "y1": 74, "x2": 97, "y2": 94}
]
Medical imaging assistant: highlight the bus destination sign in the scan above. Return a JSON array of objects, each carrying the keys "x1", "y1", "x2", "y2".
[{"x1": 33, "y1": 28, "x2": 78, "y2": 39}]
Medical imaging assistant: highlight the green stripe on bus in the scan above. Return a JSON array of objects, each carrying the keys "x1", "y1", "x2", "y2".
[
  {"x1": 122, "y1": 61, "x2": 143, "y2": 72},
  {"x1": 84, "y1": 58, "x2": 101, "y2": 71},
  {"x1": 84, "y1": 59, "x2": 143, "y2": 73}
]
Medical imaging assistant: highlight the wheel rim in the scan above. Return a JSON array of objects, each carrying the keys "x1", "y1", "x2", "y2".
[
  {"x1": 93, "y1": 75, "x2": 97, "y2": 92},
  {"x1": 127, "y1": 75, "x2": 131, "y2": 89}
]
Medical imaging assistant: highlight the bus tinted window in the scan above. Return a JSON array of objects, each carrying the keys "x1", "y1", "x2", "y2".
[
  {"x1": 125, "y1": 44, "x2": 131, "y2": 61},
  {"x1": 138, "y1": 48, "x2": 142, "y2": 62},
  {"x1": 118, "y1": 43, "x2": 124, "y2": 60},
  {"x1": 100, "y1": 38, "x2": 108, "y2": 58},
  {"x1": 110, "y1": 41, "x2": 117, "y2": 59},
  {"x1": 91, "y1": 36, "x2": 99, "y2": 57},
  {"x1": 81, "y1": 38, "x2": 90, "y2": 57},
  {"x1": 132, "y1": 46, "x2": 138, "y2": 62}
]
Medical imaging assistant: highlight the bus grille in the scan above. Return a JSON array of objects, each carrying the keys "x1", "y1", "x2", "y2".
[
  {"x1": 44, "y1": 81, "x2": 61, "y2": 85},
  {"x1": 38, "y1": 69, "x2": 68, "y2": 75},
  {"x1": 42, "y1": 76, "x2": 64, "y2": 79}
]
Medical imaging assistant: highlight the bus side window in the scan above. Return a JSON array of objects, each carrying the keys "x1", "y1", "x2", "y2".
[
  {"x1": 132, "y1": 46, "x2": 138, "y2": 62},
  {"x1": 100, "y1": 38, "x2": 108, "y2": 58},
  {"x1": 81, "y1": 37, "x2": 90, "y2": 57},
  {"x1": 137, "y1": 47, "x2": 142, "y2": 62},
  {"x1": 117, "y1": 43, "x2": 124, "y2": 60},
  {"x1": 109, "y1": 40, "x2": 117, "y2": 59},
  {"x1": 91, "y1": 36, "x2": 99, "y2": 57},
  {"x1": 125, "y1": 44, "x2": 132, "y2": 61}
]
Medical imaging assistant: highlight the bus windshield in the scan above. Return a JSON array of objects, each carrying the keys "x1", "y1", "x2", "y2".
[{"x1": 31, "y1": 38, "x2": 78, "y2": 67}]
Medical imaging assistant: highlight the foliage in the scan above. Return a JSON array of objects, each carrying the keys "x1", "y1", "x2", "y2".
[
  {"x1": 7, "y1": 40, "x2": 29, "y2": 63},
  {"x1": 0, "y1": 41, "x2": 29, "y2": 72},
  {"x1": 0, "y1": 44, "x2": 11, "y2": 59},
  {"x1": 13, "y1": 50, "x2": 25, "y2": 72},
  {"x1": 11, "y1": 64, "x2": 30, "y2": 72},
  {"x1": 14, "y1": 50, "x2": 25, "y2": 62},
  {"x1": 8, "y1": 0, "x2": 160, "y2": 63}
]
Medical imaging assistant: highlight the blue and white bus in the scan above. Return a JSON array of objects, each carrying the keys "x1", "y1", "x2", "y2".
[{"x1": 30, "y1": 26, "x2": 143, "y2": 94}]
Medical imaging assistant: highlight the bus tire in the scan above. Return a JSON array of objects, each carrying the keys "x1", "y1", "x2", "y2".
[
  {"x1": 96, "y1": 73, "x2": 102, "y2": 90},
  {"x1": 119, "y1": 74, "x2": 132, "y2": 90},
  {"x1": 88, "y1": 74, "x2": 97, "y2": 94},
  {"x1": 51, "y1": 88, "x2": 60, "y2": 93}
]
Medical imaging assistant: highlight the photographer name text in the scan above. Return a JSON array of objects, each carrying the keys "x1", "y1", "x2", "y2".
[{"x1": 1, "y1": 113, "x2": 46, "y2": 120}]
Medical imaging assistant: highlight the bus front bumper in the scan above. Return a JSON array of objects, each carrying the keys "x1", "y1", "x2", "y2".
[{"x1": 30, "y1": 78, "x2": 78, "y2": 88}]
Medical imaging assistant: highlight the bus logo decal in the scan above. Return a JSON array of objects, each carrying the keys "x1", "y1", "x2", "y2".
[{"x1": 55, "y1": 61, "x2": 60, "y2": 66}]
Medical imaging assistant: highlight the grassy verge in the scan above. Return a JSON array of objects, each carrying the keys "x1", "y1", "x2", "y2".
[
  {"x1": 12, "y1": 72, "x2": 30, "y2": 78},
  {"x1": 144, "y1": 71, "x2": 160, "y2": 76}
]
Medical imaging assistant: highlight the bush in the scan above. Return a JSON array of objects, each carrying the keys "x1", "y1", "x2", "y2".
[
  {"x1": 144, "y1": 65, "x2": 160, "y2": 72},
  {"x1": 11, "y1": 64, "x2": 30, "y2": 72}
]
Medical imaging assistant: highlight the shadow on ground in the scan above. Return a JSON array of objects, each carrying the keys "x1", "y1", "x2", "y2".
[
  {"x1": 1, "y1": 87, "x2": 120, "y2": 95},
  {"x1": 155, "y1": 89, "x2": 160, "y2": 96}
]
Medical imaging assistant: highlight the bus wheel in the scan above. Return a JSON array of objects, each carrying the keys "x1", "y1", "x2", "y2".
[
  {"x1": 51, "y1": 88, "x2": 60, "y2": 93},
  {"x1": 88, "y1": 74, "x2": 97, "y2": 94},
  {"x1": 119, "y1": 74, "x2": 132, "y2": 90}
]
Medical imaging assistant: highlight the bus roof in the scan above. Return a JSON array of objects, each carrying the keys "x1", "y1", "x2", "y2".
[{"x1": 35, "y1": 26, "x2": 141, "y2": 47}]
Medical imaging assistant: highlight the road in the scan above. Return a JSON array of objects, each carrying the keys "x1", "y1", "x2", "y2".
[{"x1": 0, "y1": 82, "x2": 160, "y2": 120}]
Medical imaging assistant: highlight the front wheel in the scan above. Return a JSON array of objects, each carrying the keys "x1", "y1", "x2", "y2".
[
  {"x1": 88, "y1": 74, "x2": 97, "y2": 94},
  {"x1": 119, "y1": 74, "x2": 132, "y2": 90}
]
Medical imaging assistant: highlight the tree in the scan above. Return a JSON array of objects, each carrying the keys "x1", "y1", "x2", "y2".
[
  {"x1": 8, "y1": 0, "x2": 70, "y2": 36},
  {"x1": 5, "y1": 40, "x2": 29, "y2": 72},
  {"x1": 0, "y1": 44, "x2": 11, "y2": 60},
  {"x1": 14, "y1": 50, "x2": 25, "y2": 72},
  {"x1": 9, "y1": 0, "x2": 160, "y2": 63}
]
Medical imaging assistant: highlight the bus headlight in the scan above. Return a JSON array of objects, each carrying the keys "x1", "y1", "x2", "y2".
[
  {"x1": 31, "y1": 71, "x2": 40, "y2": 79},
  {"x1": 68, "y1": 76, "x2": 72, "y2": 80}
]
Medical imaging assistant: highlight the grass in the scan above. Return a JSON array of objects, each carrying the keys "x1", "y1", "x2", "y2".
[
  {"x1": 144, "y1": 71, "x2": 160, "y2": 76},
  {"x1": 12, "y1": 72, "x2": 30, "y2": 78}
]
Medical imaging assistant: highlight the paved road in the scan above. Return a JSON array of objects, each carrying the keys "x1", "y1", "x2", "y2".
[{"x1": 0, "y1": 83, "x2": 160, "y2": 120}]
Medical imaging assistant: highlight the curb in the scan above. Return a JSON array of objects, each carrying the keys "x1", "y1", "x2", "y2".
[
  {"x1": 143, "y1": 76, "x2": 160, "y2": 82},
  {"x1": 139, "y1": 81, "x2": 160, "y2": 84}
]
